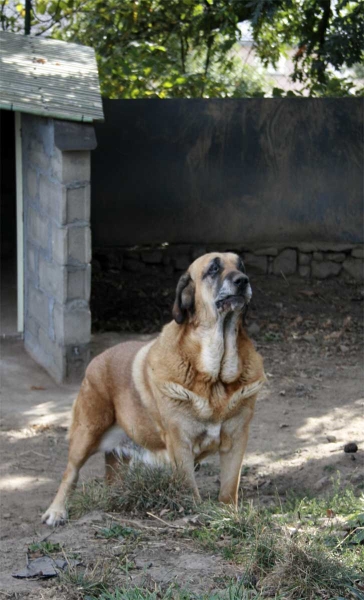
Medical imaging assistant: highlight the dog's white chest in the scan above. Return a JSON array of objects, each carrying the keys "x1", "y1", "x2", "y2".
[{"x1": 193, "y1": 423, "x2": 221, "y2": 456}]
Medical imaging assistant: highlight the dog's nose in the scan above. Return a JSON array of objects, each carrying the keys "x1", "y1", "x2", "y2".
[{"x1": 231, "y1": 272, "x2": 249, "y2": 288}]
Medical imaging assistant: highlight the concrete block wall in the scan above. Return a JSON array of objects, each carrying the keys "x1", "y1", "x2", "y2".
[{"x1": 22, "y1": 114, "x2": 92, "y2": 382}]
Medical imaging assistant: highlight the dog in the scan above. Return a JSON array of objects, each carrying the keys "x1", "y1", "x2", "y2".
[{"x1": 42, "y1": 252, "x2": 266, "y2": 526}]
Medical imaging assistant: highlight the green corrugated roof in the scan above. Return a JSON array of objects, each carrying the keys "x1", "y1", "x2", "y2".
[{"x1": 0, "y1": 31, "x2": 104, "y2": 122}]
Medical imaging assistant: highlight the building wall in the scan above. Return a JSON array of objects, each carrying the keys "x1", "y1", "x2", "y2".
[
  {"x1": 22, "y1": 114, "x2": 91, "y2": 382},
  {"x1": 92, "y1": 98, "x2": 363, "y2": 248}
]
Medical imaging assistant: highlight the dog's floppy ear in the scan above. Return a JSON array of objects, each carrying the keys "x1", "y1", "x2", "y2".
[{"x1": 172, "y1": 272, "x2": 195, "y2": 324}]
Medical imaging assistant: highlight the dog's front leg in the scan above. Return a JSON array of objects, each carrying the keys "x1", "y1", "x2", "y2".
[
  {"x1": 166, "y1": 433, "x2": 201, "y2": 502},
  {"x1": 218, "y1": 402, "x2": 255, "y2": 506}
]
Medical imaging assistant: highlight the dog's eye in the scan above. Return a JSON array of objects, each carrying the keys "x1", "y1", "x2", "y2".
[{"x1": 207, "y1": 262, "x2": 220, "y2": 276}]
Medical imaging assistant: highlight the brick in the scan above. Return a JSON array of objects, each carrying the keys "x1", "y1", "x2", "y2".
[
  {"x1": 53, "y1": 303, "x2": 91, "y2": 345},
  {"x1": 39, "y1": 255, "x2": 67, "y2": 302},
  {"x1": 27, "y1": 168, "x2": 38, "y2": 200},
  {"x1": 311, "y1": 260, "x2": 341, "y2": 279},
  {"x1": 61, "y1": 151, "x2": 90, "y2": 184},
  {"x1": 68, "y1": 226, "x2": 91, "y2": 264},
  {"x1": 28, "y1": 206, "x2": 49, "y2": 250},
  {"x1": 273, "y1": 249, "x2": 297, "y2": 275},
  {"x1": 51, "y1": 224, "x2": 68, "y2": 265},
  {"x1": 67, "y1": 265, "x2": 91, "y2": 301},
  {"x1": 39, "y1": 175, "x2": 66, "y2": 224},
  {"x1": 243, "y1": 253, "x2": 267, "y2": 273},
  {"x1": 66, "y1": 184, "x2": 90, "y2": 223},
  {"x1": 28, "y1": 286, "x2": 49, "y2": 329}
]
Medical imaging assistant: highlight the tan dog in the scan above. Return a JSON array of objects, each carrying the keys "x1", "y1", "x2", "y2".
[{"x1": 42, "y1": 252, "x2": 265, "y2": 526}]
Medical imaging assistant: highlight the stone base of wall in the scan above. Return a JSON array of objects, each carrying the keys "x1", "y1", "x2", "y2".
[{"x1": 94, "y1": 242, "x2": 363, "y2": 281}]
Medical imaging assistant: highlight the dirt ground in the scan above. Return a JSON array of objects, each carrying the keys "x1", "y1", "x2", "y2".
[{"x1": 1, "y1": 274, "x2": 363, "y2": 598}]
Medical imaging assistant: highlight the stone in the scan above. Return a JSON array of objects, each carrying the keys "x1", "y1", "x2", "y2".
[
  {"x1": 28, "y1": 206, "x2": 49, "y2": 251},
  {"x1": 342, "y1": 258, "x2": 364, "y2": 281},
  {"x1": 298, "y1": 253, "x2": 311, "y2": 265},
  {"x1": 168, "y1": 245, "x2": 191, "y2": 257},
  {"x1": 39, "y1": 175, "x2": 66, "y2": 224},
  {"x1": 313, "y1": 252, "x2": 323, "y2": 261},
  {"x1": 163, "y1": 264, "x2": 174, "y2": 276},
  {"x1": 316, "y1": 243, "x2": 355, "y2": 252},
  {"x1": 61, "y1": 151, "x2": 90, "y2": 184},
  {"x1": 141, "y1": 250, "x2": 163, "y2": 264},
  {"x1": 273, "y1": 249, "x2": 297, "y2": 276},
  {"x1": 311, "y1": 260, "x2": 341, "y2": 279},
  {"x1": 297, "y1": 243, "x2": 317, "y2": 252},
  {"x1": 124, "y1": 258, "x2": 146, "y2": 272},
  {"x1": 299, "y1": 266, "x2": 310, "y2": 278},
  {"x1": 352, "y1": 247, "x2": 364, "y2": 259},
  {"x1": 326, "y1": 252, "x2": 346, "y2": 262},
  {"x1": 243, "y1": 253, "x2": 267, "y2": 273},
  {"x1": 253, "y1": 247, "x2": 278, "y2": 256},
  {"x1": 344, "y1": 442, "x2": 358, "y2": 453},
  {"x1": 68, "y1": 226, "x2": 91, "y2": 265},
  {"x1": 326, "y1": 435, "x2": 337, "y2": 443},
  {"x1": 173, "y1": 256, "x2": 191, "y2": 271},
  {"x1": 66, "y1": 184, "x2": 91, "y2": 223}
]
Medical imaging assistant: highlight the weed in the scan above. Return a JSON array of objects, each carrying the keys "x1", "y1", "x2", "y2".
[{"x1": 28, "y1": 540, "x2": 61, "y2": 554}]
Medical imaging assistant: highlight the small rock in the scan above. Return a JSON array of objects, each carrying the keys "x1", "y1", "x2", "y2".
[
  {"x1": 298, "y1": 252, "x2": 311, "y2": 265},
  {"x1": 314, "y1": 476, "x2": 329, "y2": 490},
  {"x1": 3, "y1": 513, "x2": 10, "y2": 519},
  {"x1": 279, "y1": 390, "x2": 286, "y2": 396},
  {"x1": 280, "y1": 423, "x2": 289, "y2": 428},
  {"x1": 313, "y1": 252, "x2": 323, "y2": 261},
  {"x1": 342, "y1": 257, "x2": 364, "y2": 281},
  {"x1": 326, "y1": 435, "x2": 337, "y2": 443},
  {"x1": 275, "y1": 302, "x2": 283, "y2": 310},
  {"x1": 339, "y1": 345, "x2": 349, "y2": 353},
  {"x1": 344, "y1": 442, "x2": 358, "y2": 453},
  {"x1": 327, "y1": 252, "x2": 346, "y2": 263},
  {"x1": 303, "y1": 334, "x2": 316, "y2": 343},
  {"x1": 247, "y1": 322, "x2": 260, "y2": 336},
  {"x1": 351, "y1": 454, "x2": 356, "y2": 461},
  {"x1": 299, "y1": 265, "x2": 310, "y2": 278}
]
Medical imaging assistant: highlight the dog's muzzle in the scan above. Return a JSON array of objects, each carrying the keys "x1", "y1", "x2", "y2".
[{"x1": 215, "y1": 273, "x2": 252, "y2": 312}]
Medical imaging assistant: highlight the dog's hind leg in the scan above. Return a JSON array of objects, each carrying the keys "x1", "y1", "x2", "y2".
[{"x1": 42, "y1": 380, "x2": 114, "y2": 526}]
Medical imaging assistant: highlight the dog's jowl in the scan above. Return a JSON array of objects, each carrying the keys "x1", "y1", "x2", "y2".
[{"x1": 42, "y1": 253, "x2": 266, "y2": 526}]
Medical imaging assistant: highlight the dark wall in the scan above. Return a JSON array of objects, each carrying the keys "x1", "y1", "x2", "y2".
[
  {"x1": 0, "y1": 110, "x2": 16, "y2": 258},
  {"x1": 92, "y1": 98, "x2": 363, "y2": 247}
]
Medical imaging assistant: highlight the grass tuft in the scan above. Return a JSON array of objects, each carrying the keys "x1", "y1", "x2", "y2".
[{"x1": 69, "y1": 462, "x2": 196, "y2": 519}]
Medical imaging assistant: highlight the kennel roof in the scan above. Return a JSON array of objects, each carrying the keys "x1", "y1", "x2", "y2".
[{"x1": 0, "y1": 31, "x2": 104, "y2": 122}]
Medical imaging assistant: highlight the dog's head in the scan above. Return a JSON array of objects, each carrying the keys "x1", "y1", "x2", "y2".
[{"x1": 172, "y1": 252, "x2": 252, "y2": 325}]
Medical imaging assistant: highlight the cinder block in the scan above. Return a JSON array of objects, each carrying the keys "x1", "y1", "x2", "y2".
[
  {"x1": 53, "y1": 303, "x2": 91, "y2": 345},
  {"x1": 67, "y1": 265, "x2": 91, "y2": 301},
  {"x1": 51, "y1": 224, "x2": 68, "y2": 265},
  {"x1": 39, "y1": 175, "x2": 66, "y2": 224},
  {"x1": 61, "y1": 151, "x2": 90, "y2": 184},
  {"x1": 26, "y1": 314, "x2": 40, "y2": 339},
  {"x1": 65, "y1": 344, "x2": 90, "y2": 382},
  {"x1": 28, "y1": 206, "x2": 49, "y2": 250},
  {"x1": 68, "y1": 226, "x2": 91, "y2": 264},
  {"x1": 50, "y1": 148, "x2": 63, "y2": 180},
  {"x1": 28, "y1": 286, "x2": 49, "y2": 330},
  {"x1": 38, "y1": 327, "x2": 65, "y2": 369},
  {"x1": 66, "y1": 184, "x2": 90, "y2": 223},
  {"x1": 27, "y1": 244, "x2": 38, "y2": 279},
  {"x1": 27, "y1": 168, "x2": 38, "y2": 200},
  {"x1": 39, "y1": 255, "x2": 67, "y2": 302},
  {"x1": 29, "y1": 139, "x2": 50, "y2": 171}
]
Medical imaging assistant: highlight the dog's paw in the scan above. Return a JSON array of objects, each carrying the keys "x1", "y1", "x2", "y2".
[{"x1": 42, "y1": 507, "x2": 67, "y2": 527}]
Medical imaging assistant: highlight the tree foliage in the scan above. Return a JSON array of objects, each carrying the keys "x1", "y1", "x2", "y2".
[{"x1": 1, "y1": 0, "x2": 363, "y2": 97}]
